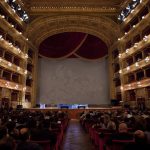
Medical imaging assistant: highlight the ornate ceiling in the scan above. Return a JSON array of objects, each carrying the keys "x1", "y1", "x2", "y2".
[
  {"x1": 26, "y1": 14, "x2": 120, "y2": 60},
  {"x1": 23, "y1": 0, "x2": 128, "y2": 60},
  {"x1": 19, "y1": 0, "x2": 130, "y2": 14},
  {"x1": 27, "y1": 14, "x2": 120, "y2": 44}
]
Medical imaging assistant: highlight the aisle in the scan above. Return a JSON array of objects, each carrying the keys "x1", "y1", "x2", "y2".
[{"x1": 62, "y1": 119, "x2": 96, "y2": 150}]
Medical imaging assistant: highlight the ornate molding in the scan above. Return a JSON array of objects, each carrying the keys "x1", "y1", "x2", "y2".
[
  {"x1": 30, "y1": 6, "x2": 117, "y2": 13},
  {"x1": 27, "y1": 14, "x2": 120, "y2": 48},
  {"x1": 20, "y1": 0, "x2": 125, "y2": 13}
]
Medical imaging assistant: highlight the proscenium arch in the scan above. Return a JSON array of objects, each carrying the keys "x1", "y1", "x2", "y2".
[
  {"x1": 27, "y1": 15, "x2": 120, "y2": 48},
  {"x1": 27, "y1": 15, "x2": 119, "y2": 106}
]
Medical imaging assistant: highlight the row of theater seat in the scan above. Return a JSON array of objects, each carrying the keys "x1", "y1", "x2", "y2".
[
  {"x1": 27, "y1": 118, "x2": 69, "y2": 150},
  {"x1": 81, "y1": 120, "x2": 135, "y2": 150}
]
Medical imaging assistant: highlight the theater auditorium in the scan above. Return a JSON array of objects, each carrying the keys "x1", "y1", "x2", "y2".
[{"x1": 0, "y1": 0, "x2": 150, "y2": 150}]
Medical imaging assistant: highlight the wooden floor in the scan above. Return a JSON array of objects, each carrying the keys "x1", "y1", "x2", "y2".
[{"x1": 62, "y1": 119, "x2": 96, "y2": 150}]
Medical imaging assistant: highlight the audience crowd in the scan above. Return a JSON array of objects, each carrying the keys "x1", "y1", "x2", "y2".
[
  {"x1": 1, "y1": 106, "x2": 150, "y2": 150},
  {"x1": 80, "y1": 107, "x2": 150, "y2": 150},
  {"x1": 0, "y1": 107, "x2": 69, "y2": 150}
]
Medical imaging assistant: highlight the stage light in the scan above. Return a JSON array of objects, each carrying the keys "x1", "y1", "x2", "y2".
[
  {"x1": 135, "y1": 62, "x2": 139, "y2": 67},
  {"x1": 1, "y1": 15, "x2": 5, "y2": 19},
  {"x1": 121, "y1": 86, "x2": 124, "y2": 90},
  {"x1": 23, "y1": 87, "x2": 26, "y2": 92},
  {"x1": 119, "y1": 70, "x2": 122, "y2": 74},
  {"x1": 25, "y1": 54, "x2": 28, "y2": 59},
  {"x1": 118, "y1": 54, "x2": 122, "y2": 58},
  {"x1": 17, "y1": 66, "x2": 20, "y2": 71},
  {"x1": 127, "y1": 66, "x2": 130, "y2": 71},
  {"x1": 126, "y1": 49, "x2": 129, "y2": 54},
  {"x1": 145, "y1": 56, "x2": 150, "y2": 63},
  {"x1": 24, "y1": 70, "x2": 27, "y2": 75},
  {"x1": 15, "y1": 84, "x2": 19, "y2": 89},
  {"x1": 8, "y1": 62, "x2": 12, "y2": 67}
]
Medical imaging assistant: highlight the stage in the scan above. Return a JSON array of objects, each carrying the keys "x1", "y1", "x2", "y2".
[{"x1": 26, "y1": 106, "x2": 122, "y2": 119}]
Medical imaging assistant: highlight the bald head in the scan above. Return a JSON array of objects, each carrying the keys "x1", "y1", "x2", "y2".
[
  {"x1": 118, "y1": 123, "x2": 128, "y2": 133},
  {"x1": 134, "y1": 130, "x2": 145, "y2": 139},
  {"x1": 20, "y1": 128, "x2": 28, "y2": 135},
  {"x1": 20, "y1": 128, "x2": 29, "y2": 141},
  {"x1": 134, "y1": 130, "x2": 146, "y2": 143}
]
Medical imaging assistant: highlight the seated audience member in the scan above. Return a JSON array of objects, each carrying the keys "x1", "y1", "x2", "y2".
[
  {"x1": 30, "y1": 123, "x2": 52, "y2": 141},
  {"x1": 7, "y1": 120, "x2": 19, "y2": 140},
  {"x1": 118, "y1": 123, "x2": 128, "y2": 132},
  {"x1": 124, "y1": 130, "x2": 150, "y2": 150},
  {"x1": 145, "y1": 117, "x2": 150, "y2": 144},
  {"x1": 30, "y1": 121, "x2": 57, "y2": 147},
  {"x1": 19, "y1": 128, "x2": 30, "y2": 141},
  {"x1": 127, "y1": 117, "x2": 136, "y2": 130},
  {"x1": 107, "y1": 119, "x2": 116, "y2": 131},
  {"x1": 107, "y1": 123, "x2": 133, "y2": 144},
  {"x1": 104, "y1": 115, "x2": 110, "y2": 128},
  {"x1": 0, "y1": 137, "x2": 15, "y2": 150},
  {"x1": 134, "y1": 116, "x2": 146, "y2": 131},
  {"x1": 16, "y1": 128, "x2": 42, "y2": 150},
  {"x1": 0, "y1": 126, "x2": 8, "y2": 140},
  {"x1": 134, "y1": 130, "x2": 146, "y2": 144},
  {"x1": 113, "y1": 123, "x2": 133, "y2": 140}
]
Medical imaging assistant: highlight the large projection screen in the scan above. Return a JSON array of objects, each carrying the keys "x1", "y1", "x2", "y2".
[{"x1": 37, "y1": 58, "x2": 110, "y2": 105}]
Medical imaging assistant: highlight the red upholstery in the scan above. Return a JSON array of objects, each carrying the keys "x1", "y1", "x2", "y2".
[
  {"x1": 94, "y1": 130, "x2": 99, "y2": 145},
  {"x1": 93, "y1": 128, "x2": 112, "y2": 146},
  {"x1": 85, "y1": 122, "x2": 93, "y2": 132},
  {"x1": 99, "y1": 133, "x2": 112, "y2": 150},
  {"x1": 89, "y1": 127, "x2": 95, "y2": 141}
]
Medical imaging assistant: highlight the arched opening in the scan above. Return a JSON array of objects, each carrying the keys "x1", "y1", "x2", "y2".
[{"x1": 26, "y1": 14, "x2": 120, "y2": 106}]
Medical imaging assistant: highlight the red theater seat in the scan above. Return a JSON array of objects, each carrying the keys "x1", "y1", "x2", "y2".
[
  {"x1": 99, "y1": 133, "x2": 112, "y2": 150},
  {"x1": 106, "y1": 140, "x2": 135, "y2": 150}
]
